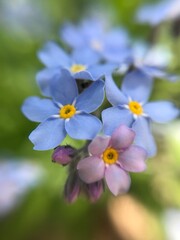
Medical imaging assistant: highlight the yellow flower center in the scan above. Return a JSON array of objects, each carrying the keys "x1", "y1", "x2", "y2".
[
  {"x1": 70, "y1": 64, "x2": 86, "y2": 73},
  {"x1": 102, "y1": 148, "x2": 119, "y2": 165},
  {"x1": 129, "y1": 101, "x2": 143, "y2": 115},
  {"x1": 59, "y1": 104, "x2": 76, "y2": 119}
]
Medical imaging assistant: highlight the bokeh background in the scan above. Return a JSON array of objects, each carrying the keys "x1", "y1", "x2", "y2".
[{"x1": 0, "y1": 0, "x2": 180, "y2": 239}]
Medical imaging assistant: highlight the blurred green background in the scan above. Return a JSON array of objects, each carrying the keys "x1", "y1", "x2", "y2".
[{"x1": 0, "y1": 0, "x2": 180, "y2": 239}]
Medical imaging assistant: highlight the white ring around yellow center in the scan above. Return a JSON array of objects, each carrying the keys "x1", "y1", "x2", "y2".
[
  {"x1": 70, "y1": 64, "x2": 86, "y2": 73},
  {"x1": 59, "y1": 104, "x2": 76, "y2": 119},
  {"x1": 102, "y1": 147, "x2": 119, "y2": 165},
  {"x1": 129, "y1": 101, "x2": 143, "y2": 115}
]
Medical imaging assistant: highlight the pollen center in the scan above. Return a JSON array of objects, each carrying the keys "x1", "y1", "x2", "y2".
[
  {"x1": 70, "y1": 64, "x2": 86, "y2": 73},
  {"x1": 129, "y1": 101, "x2": 143, "y2": 115},
  {"x1": 102, "y1": 148, "x2": 119, "y2": 165},
  {"x1": 60, "y1": 104, "x2": 76, "y2": 119},
  {"x1": 91, "y1": 39, "x2": 103, "y2": 51}
]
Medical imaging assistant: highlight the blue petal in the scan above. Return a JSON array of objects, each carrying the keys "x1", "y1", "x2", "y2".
[
  {"x1": 50, "y1": 69, "x2": 78, "y2": 105},
  {"x1": 104, "y1": 28, "x2": 129, "y2": 48},
  {"x1": 22, "y1": 97, "x2": 58, "y2": 122},
  {"x1": 132, "y1": 117, "x2": 157, "y2": 158},
  {"x1": 76, "y1": 80, "x2": 104, "y2": 113},
  {"x1": 103, "y1": 47, "x2": 132, "y2": 64},
  {"x1": 29, "y1": 118, "x2": 66, "y2": 150},
  {"x1": 88, "y1": 63, "x2": 118, "y2": 80},
  {"x1": 65, "y1": 113, "x2": 102, "y2": 139},
  {"x1": 71, "y1": 48, "x2": 100, "y2": 66},
  {"x1": 102, "y1": 107, "x2": 133, "y2": 135},
  {"x1": 144, "y1": 101, "x2": 179, "y2": 123},
  {"x1": 37, "y1": 41, "x2": 71, "y2": 68},
  {"x1": 122, "y1": 69, "x2": 153, "y2": 103},
  {"x1": 73, "y1": 71, "x2": 94, "y2": 80},
  {"x1": 36, "y1": 68, "x2": 61, "y2": 97},
  {"x1": 105, "y1": 74, "x2": 128, "y2": 106},
  {"x1": 60, "y1": 23, "x2": 84, "y2": 49},
  {"x1": 140, "y1": 65, "x2": 180, "y2": 82}
]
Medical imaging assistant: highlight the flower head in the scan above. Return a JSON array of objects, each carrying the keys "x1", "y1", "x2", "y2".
[
  {"x1": 77, "y1": 125, "x2": 147, "y2": 196},
  {"x1": 60, "y1": 18, "x2": 131, "y2": 63},
  {"x1": 102, "y1": 69, "x2": 179, "y2": 157},
  {"x1": 22, "y1": 69, "x2": 104, "y2": 150},
  {"x1": 37, "y1": 41, "x2": 116, "y2": 97}
]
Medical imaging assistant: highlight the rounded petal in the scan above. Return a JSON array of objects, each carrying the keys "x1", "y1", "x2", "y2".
[
  {"x1": 122, "y1": 69, "x2": 153, "y2": 103},
  {"x1": 73, "y1": 70, "x2": 94, "y2": 80},
  {"x1": 60, "y1": 23, "x2": 84, "y2": 49},
  {"x1": 119, "y1": 146, "x2": 147, "y2": 172},
  {"x1": 87, "y1": 63, "x2": 118, "y2": 80},
  {"x1": 29, "y1": 118, "x2": 66, "y2": 150},
  {"x1": 72, "y1": 48, "x2": 100, "y2": 65},
  {"x1": 21, "y1": 97, "x2": 58, "y2": 122},
  {"x1": 105, "y1": 165, "x2": 131, "y2": 196},
  {"x1": 36, "y1": 68, "x2": 61, "y2": 97},
  {"x1": 50, "y1": 69, "x2": 78, "y2": 105},
  {"x1": 77, "y1": 157, "x2": 105, "y2": 183},
  {"x1": 88, "y1": 136, "x2": 111, "y2": 156},
  {"x1": 76, "y1": 80, "x2": 104, "y2": 113},
  {"x1": 105, "y1": 74, "x2": 128, "y2": 106},
  {"x1": 132, "y1": 117, "x2": 157, "y2": 158},
  {"x1": 65, "y1": 113, "x2": 102, "y2": 140},
  {"x1": 144, "y1": 101, "x2": 179, "y2": 123},
  {"x1": 102, "y1": 107, "x2": 133, "y2": 135},
  {"x1": 37, "y1": 41, "x2": 71, "y2": 68},
  {"x1": 110, "y1": 125, "x2": 135, "y2": 150}
]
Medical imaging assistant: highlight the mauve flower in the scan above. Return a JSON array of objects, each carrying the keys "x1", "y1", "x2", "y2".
[{"x1": 77, "y1": 125, "x2": 147, "y2": 196}]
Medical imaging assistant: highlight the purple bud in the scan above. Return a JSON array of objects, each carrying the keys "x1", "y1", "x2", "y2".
[
  {"x1": 52, "y1": 145, "x2": 75, "y2": 165},
  {"x1": 64, "y1": 173, "x2": 81, "y2": 203},
  {"x1": 86, "y1": 180, "x2": 104, "y2": 203}
]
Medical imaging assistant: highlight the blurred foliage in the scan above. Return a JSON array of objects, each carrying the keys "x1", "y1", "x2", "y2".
[{"x1": 0, "y1": 0, "x2": 180, "y2": 240}]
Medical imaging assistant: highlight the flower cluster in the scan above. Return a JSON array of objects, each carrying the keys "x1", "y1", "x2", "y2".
[{"x1": 22, "y1": 17, "x2": 179, "y2": 203}]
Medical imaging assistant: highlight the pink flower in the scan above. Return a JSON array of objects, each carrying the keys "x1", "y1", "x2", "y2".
[{"x1": 77, "y1": 125, "x2": 147, "y2": 196}]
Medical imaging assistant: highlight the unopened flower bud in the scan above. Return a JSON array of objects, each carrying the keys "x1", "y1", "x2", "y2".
[
  {"x1": 86, "y1": 180, "x2": 104, "y2": 203},
  {"x1": 52, "y1": 145, "x2": 75, "y2": 165},
  {"x1": 64, "y1": 172, "x2": 80, "y2": 203}
]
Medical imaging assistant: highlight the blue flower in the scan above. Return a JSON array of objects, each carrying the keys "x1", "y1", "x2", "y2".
[
  {"x1": 136, "y1": 0, "x2": 180, "y2": 26},
  {"x1": 102, "y1": 69, "x2": 179, "y2": 157},
  {"x1": 37, "y1": 41, "x2": 116, "y2": 96},
  {"x1": 122, "y1": 42, "x2": 180, "y2": 82},
  {"x1": 60, "y1": 18, "x2": 131, "y2": 63},
  {"x1": 22, "y1": 69, "x2": 104, "y2": 150}
]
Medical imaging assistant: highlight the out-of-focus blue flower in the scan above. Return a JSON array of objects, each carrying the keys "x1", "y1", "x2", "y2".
[
  {"x1": 60, "y1": 18, "x2": 131, "y2": 63},
  {"x1": 0, "y1": 160, "x2": 43, "y2": 217},
  {"x1": 122, "y1": 42, "x2": 179, "y2": 82},
  {"x1": 37, "y1": 41, "x2": 116, "y2": 96},
  {"x1": 136, "y1": 0, "x2": 180, "y2": 26},
  {"x1": 102, "y1": 70, "x2": 179, "y2": 157},
  {"x1": 22, "y1": 69, "x2": 104, "y2": 150}
]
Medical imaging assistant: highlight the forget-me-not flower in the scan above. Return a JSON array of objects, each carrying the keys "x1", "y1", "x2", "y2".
[
  {"x1": 60, "y1": 18, "x2": 131, "y2": 63},
  {"x1": 102, "y1": 69, "x2": 179, "y2": 157},
  {"x1": 77, "y1": 125, "x2": 147, "y2": 196},
  {"x1": 37, "y1": 41, "x2": 116, "y2": 96},
  {"x1": 22, "y1": 69, "x2": 104, "y2": 150},
  {"x1": 121, "y1": 42, "x2": 179, "y2": 82}
]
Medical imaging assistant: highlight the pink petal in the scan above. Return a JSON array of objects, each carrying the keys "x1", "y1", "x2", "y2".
[
  {"x1": 105, "y1": 165, "x2": 131, "y2": 196},
  {"x1": 110, "y1": 125, "x2": 135, "y2": 150},
  {"x1": 88, "y1": 136, "x2": 111, "y2": 156},
  {"x1": 119, "y1": 145, "x2": 147, "y2": 172},
  {"x1": 77, "y1": 156, "x2": 105, "y2": 184}
]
